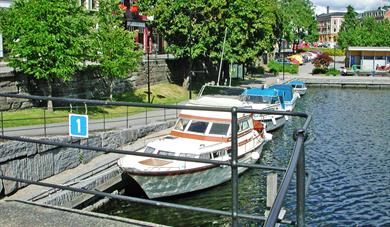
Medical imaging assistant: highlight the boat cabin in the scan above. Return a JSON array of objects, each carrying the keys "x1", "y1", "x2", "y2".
[
  {"x1": 287, "y1": 81, "x2": 306, "y2": 89},
  {"x1": 240, "y1": 88, "x2": 284, "y2": 106}
]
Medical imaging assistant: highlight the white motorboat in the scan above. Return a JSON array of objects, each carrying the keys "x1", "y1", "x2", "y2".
[
  {"x1": 240, "y1": 88, "x2": 287, "y2": 132},
  {"x1": 117, "y1": 97, "x2": 272, "y2": 199},
  {"x1": 287, "y1": 81, "x2": 307, "y2": 96}
]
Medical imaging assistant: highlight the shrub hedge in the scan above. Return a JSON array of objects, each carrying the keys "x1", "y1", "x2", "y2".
[
  {"x1": 268, "y1": 61, "x2": 299, "y2": 74},
  {"x1": 301, "y1": 47, "x2": 345, "y2": 56}
]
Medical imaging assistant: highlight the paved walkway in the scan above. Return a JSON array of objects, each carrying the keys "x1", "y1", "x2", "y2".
[{"x1": 0, "y1": 200, "x2": 166, "y2": 227}]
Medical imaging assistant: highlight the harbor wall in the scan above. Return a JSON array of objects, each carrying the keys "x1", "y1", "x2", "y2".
[
  {"x1": 0, "y1": 120, "x2": 175, "y2": 197},
  {"x1": 0, "y1": 59, "x2": 172, "y2": 111}
]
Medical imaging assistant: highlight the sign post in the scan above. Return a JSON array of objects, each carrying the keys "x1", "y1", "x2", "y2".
[{"x1": 69, "y1": 114, "x2": 89, "y2": 138}]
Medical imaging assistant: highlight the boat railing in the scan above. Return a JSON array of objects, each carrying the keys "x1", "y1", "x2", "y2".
[{"x1": 0, "y1": 93, "x2": 311, "y2": 227}]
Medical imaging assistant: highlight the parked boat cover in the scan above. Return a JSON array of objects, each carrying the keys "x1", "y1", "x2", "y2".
[
  {"x1": 269, "y1": 84, "x2": 294, "y2": 102},
  {"x1": 241, "y1": 88, "x2": 278, "y2": 97}
]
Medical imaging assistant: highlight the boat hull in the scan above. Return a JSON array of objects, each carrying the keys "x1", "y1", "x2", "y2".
[
  {"x1": 263, "y1": 115, "x2": 287, "y2": 132},
  {"x1": 295, "y1": 88, "x2": 307, "y2": 95},
  {"x1": 123, "y1": 144, "x2": 264, "y2": 199}
]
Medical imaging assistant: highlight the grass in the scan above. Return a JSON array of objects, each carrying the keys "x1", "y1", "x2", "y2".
[
  {"x1": 1, "y1": 83, "x2": 189, "y2": 128},
  {"x1": 268, "y1": 60, "x2": 299, "y2": 74}
]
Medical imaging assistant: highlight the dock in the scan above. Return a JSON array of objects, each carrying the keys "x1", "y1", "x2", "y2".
[{"x1": 259, "y1": 74, "x2": 390, "y2": 88}]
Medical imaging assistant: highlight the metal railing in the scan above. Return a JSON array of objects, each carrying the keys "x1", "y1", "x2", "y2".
[
  {"x1": 0, "y1": 103, "x2": 178, "y2": 137},
  {"x1": 0, "y1": 93, "x2": 311, "y2": 226}
]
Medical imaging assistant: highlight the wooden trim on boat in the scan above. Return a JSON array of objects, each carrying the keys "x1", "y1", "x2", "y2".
[
  {"x1": 170, "y1": 128, "x2": 252, "y2": 142},
  {"x1": 178, "y1": 114, "x2": 231, "y2": 123},
  {"x1": 170, "y1": 131, "x2": 229, "y2": 142}
]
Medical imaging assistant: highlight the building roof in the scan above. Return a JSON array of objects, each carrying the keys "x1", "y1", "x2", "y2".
[
  {"x1": 317, "y1": 12, "x2": 345, "y2": 19},
  {"x1": 348, "y1": 47, "x2": 390, "y2": 52}
]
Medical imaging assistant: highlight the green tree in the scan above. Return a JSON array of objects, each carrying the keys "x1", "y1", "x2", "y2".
[
  {"x1": 284, "y1": 0, "x2": 317, "y2": 51},
  {"x1": 338, "y1": 8, "x2": 390, "y2": 49},
  {"x1": 139, "y1": 0, "x2": 276, "y2": 81},
  {"x1": 1, "y1": 0, "x2": 92, "y2": 110},
  {"x1": 92, "y1": 0, "x2": 142, "y2": 100},
  {"x1": 338, "y1": 5, "x2": 359, "y2": 49}
]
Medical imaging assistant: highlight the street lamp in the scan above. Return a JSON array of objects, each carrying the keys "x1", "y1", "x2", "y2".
[
  {"x1": 188, "y1": 13, "x2": 193, "y2": 99},
  {"x1": 333, "y1": 44, "x2": 336, "y2": 71},
  {"x1": 147, "y1": 26, "x2": 151, "y2": 103}
]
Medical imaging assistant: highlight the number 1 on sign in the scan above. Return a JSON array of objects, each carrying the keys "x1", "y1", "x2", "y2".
[{"x1": 76, "y1": 119, "x2": 81, "y2": 133}]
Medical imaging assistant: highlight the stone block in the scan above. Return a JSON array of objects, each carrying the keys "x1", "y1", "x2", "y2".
[
  {"x1": 0, "y1": 141, "x2": 37, "y2": 163},
  {"x1": 53, "y1": 147, "x2": 80, "y2": 174}
]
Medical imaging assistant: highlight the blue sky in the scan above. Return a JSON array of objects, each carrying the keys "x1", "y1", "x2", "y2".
[{"x1": 313, "y1": 0, "x2": 389, "y2": 14}]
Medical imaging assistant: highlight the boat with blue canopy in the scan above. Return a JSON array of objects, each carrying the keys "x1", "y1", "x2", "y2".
[
  {"x1": 240, "y1": 88, "x2": 287, "y2": 131},
  {"x1": 269, "y1": 84, "x2": 299, "y2": 111},
  {"x1": 287, "y1": 80, "x2": 307, "y2": 95}
]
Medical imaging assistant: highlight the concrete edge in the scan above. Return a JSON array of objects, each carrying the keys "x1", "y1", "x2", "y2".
[{"x1": 2, "y1": 199, "x2": 169, "y2": 227}]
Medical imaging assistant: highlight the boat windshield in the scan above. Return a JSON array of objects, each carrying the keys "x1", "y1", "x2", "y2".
[
  {"x1": 173, "y1": 118, "x2": 230, "y2": 136},
  {"x1": 209, "y1": 123, "x2": 230, "y2": 135},
  {"x1": 187, "y1": 120, "x2": 209, "y2": 133},
  {"x1": 144, "y1": 146, "x2": 156, "y2": 154},
  {"x1": 200, "y1": 86, "x2": 245, "y2": 97},
  {"x1": 174, "y1": 118, "x2": 190, "y2": 131},
  {"x1": 242, "y1": 95, "x2": 277, "y2": 104}
]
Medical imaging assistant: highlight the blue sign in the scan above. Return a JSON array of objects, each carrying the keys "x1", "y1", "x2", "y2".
[{"x1": 69, "y1": 114, "x2": 89, "y2": 138}]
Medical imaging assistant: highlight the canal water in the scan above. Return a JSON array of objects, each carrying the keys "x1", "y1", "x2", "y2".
[{"x1": 96, "y1": 87, "x2": 390, "y2": 226}]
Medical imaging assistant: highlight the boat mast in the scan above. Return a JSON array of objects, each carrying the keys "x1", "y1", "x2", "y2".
[{"x1": 217, "y1": 27, "x2": 228, "y2": 86}]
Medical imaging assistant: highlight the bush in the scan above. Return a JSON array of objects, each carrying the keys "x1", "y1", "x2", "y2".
[
  {"x1": 302, "y1": 47, "x2": 345, "y2": 56},
  {"x1": 312, "y1": 68, "x2": 328, "y2": 74},
  {"x1": 326, "y1": 69, "x2": 340, "y2": 76},
  {"x1": 312, "y1": 53, "x2": 333, "y2": 69},
  {"x1": 268, "y1": 61, "x2": 299, "y2": 74},
  {"x1": 247, "y1": 65, "x2": 265, "y2": 74}
]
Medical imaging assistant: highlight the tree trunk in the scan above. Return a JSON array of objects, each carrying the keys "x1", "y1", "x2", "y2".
[
  {"x1": 109, "y1": 79, "x2": 114, "y2": 101},
  {"x1": 47, "y1": 79, "x2": 53, "y2": 112}
]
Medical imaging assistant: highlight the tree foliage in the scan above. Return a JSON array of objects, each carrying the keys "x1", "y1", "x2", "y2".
[
  {"x1": 92, "y1": 0, "x2": 143, "y2": 100},
  {"x1": 273, "y1": 0, "x2": 318, "y2": 53},
  {"x1": 1, "y1": 0, "x2": 91, "y2": 81},
  {"x1": 139, "y1": 0, "x2": 276, "y2": 64},
  {"x1": 338, "y1": 6, "x2": 390, "y2": 49},
  {"x1": 1, "y1": 0, "x2": 92, "y2": 109}
]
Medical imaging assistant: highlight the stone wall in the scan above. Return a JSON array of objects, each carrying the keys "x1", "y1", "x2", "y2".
[
  {"x1": 0, "y1": 58, "x2": 174, "y2": 110},
  {"x1": 0, "y1": 120, "x2": 175, "y2": 196}
]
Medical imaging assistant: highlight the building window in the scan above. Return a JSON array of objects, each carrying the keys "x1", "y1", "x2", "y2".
[{"x1": 80, "y1": 0, "x2": 98, "y2": 10}]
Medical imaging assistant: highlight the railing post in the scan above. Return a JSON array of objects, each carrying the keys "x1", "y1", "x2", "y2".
[
  {"x1": 43, "y1": 109, "x2": 47, "y2": 137},
  {"x1": 1, "y1": 111, "x2": 4, "y2": 136},
  {"x1": 103, "y1": 112, "x2": 106, "y2": 131},
  {"x1": 296, "y1": 129, "x2": 306, "y2": 227},
  {"x1": 126, "y1": 106, "x2": 129, "y2": 128},
  {"x1": 145, "y1": 107, "x2": 148, "y2": 125},
  {"x1": 230, "y1": 107, "x2": 239, "y2": 227},
  {"x1": 163, "y1": 108, "x2": 166, "y2": 121}
]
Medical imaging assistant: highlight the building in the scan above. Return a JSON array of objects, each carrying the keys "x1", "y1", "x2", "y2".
[
  {"x1": 360, "y1": 6, "x2": 390, "y2": 21},
  {"x1": 316, "y1": 7, "x2": 345, "y2": 44},
  {"x1": 121, "y1": 0, "x2": 166, "y2": 54},
  {"x1": 0, "y1": 0, "x2": 12, "y2": 58},
  {"x1": 347, "y1": 46, "x2": 390, "y2": 71}
]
